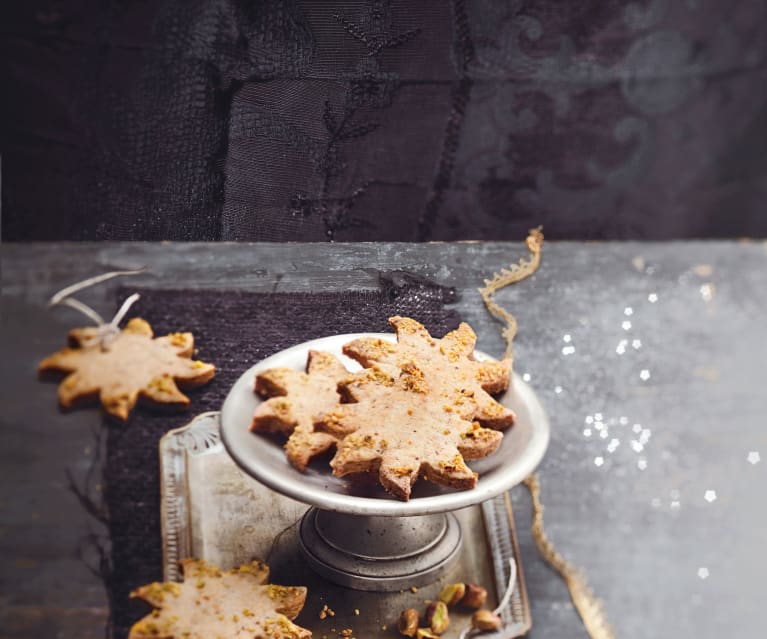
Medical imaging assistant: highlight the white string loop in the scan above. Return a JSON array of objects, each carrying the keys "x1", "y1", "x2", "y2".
[{"x1": 48, "y1": 268, "x2": 146, "y2": 348}]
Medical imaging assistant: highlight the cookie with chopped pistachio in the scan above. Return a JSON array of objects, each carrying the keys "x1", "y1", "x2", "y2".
[
  {"x1": 252, "y1": 350, "x2": 350, "y2": 471},
  {"x1": 342, "y1": 316, "x2": 514, "y2": 430},
  {"x1": 129, "y1": 558, "x2": 311, "y2": 639},
  {"x1": 38, "y1": 317, "x2": 215, "y2": 421},
  {"x1": 323, "y1": 363, "x2": 503, "y2": 501}
]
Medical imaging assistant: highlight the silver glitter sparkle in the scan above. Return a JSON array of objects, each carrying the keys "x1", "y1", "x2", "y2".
[
  {"x1": 554, "y1": 385, "x2": 563, "y2": 394},
  {"x1": 639, "y1": 429, "x2": 652, "y2": 445},
  {"x1": 697, "y1": 567, "x2": 709, "y2": 580},
  {"x1": 704, "y1": 490, "x2": 717, "y2": 503},
  {"x1": 632, "y1": 339, "x2": 642, "y2": 349},
  {"x1": 639, "y1": 369, "x2": 651, "y2": 381},
  {"x1": 563, "y1": 334, "x2": 572, "y2": 343},
  {"x1": 607, "y1": 438, "x2": 620, "y2": 453},
  {"x1": 622, "y1": 320, "x2": 632, "y2": 331},
  {"x1": 583, "y1": 428, "x2": 592, "y2": 438},
  {"x1": 522, "y1": 372, "x2": 531, "y2": 382},
  {"x1": 648, "y1": 293, "x2": 658, "y2": 303},
  {"x1": 631, "y1": 440, "x2": 644, "y2": 453},
  {"x1": 747, "y1": 451, "x2": 761, "y2": 465},
  {"x1": 585, "y1": 415, "x2": 594, "y2": 424},
  {"x1": 562, "y1": 345, "x2": 576, "y2": 355},
  {"x1": 594, "y1": 456, "x2": 605, "y2": 467},
  {"x1": 633, "y1": 423, "x2": 643, "y2": 434},
  {"x1": 624, "y1": 307, "x2": 634, "y2": 316},
  {"x1": 619, "y1": 416, "x2": 628, "y2": 425},
  {"x1": 671, "y1": 500, "x2": 681, "y2": 509},
  {"x1": 599, "y1": 429, "x2": 609, "y2": 439},
  {"x1": 637, "y1": 458, "x2": 648, "y2": 470},
  {"x1": 595, "y1": 412, "x2": 603, "y2": 421},
  {"x1": 700, "y1": 283, "x2": 715, "y2": 302}
]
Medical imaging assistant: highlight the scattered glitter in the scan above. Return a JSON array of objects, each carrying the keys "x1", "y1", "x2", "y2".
[
  {"x1": 622, "y1": 320, "x2": 632, "y2": 331},
  {"x1": 607, "y1": 438, "x2": 620, "y2": 453},
  {"x1": 639, "y1": 369, "x2": 651, "y2": 381},
  {"x1": 639, "y1": 429, "x2": 652, "y2": 445},
  {"x1": 594, "y1": 456, "x2": 604, "y2": 467},
  {"x1": 616, "y1": 339, "x2": 628, "y2": 355},
  {"x1": 632, "y1": 423, "x2": 642, "y2": 434},
  {"x1": 637, "y1": 458, "x2": 648, "y2": 470},
  {"x1": 619, "y1": 416, "x2": 629, "y2": 425},
  {"x1": 648, "y1": 293, "x2": 658, "y2": 303},
  {"x1": 594, "y1": 421, "x2": 605, "y2": 431},
  {"x1": 704, "y1": 490, "x2": 717, "y2": 503},
  {"x1": 562, "y1": 345, "x2": 576, "y2": 355},
  {"x1": 631, "y1": 440, "x2": 644, "y2": 453},
  {"x1": 624, "y1": 307, "x2": 634, "y2": 316},
  {"x1": 697, "y1": 567, "x2": 709, "y2": 580},
  {"x1": 585, "y1": 415, "x2": 594, "y2": 424},
  {"x1": 632, "y1": 339, "x2": 642, "y2": 349},
  {"x1": 699, "y1": 283, "x2": 715, "y2": 302},
  {"x1": 671, "y1": 501, "x2": 681, "y2": 509},
  {"x1": 747, "y1": 451, "x2": 761, "y2": 465},
  {"x1": 554, "y1": 385, "x2": 563, "y2": 394},
  {"x1": 522, "y1": 373, "x2": 531, "y2": 382},
  {"x1": 600, "y1": 430, "x2": 609, "y2": 439},
  {"x1": 651, "y1": 497, "x2": 661, "y2": 508},
  {"x1": 563, "y1": 334, "x2": 572, "y2": 343},
  {"x1": 594, "y1": 412, "x2": 603, "y2": 421},
  {"x1": 583, "y1": 428, "x2": 592, "y2": 438}
]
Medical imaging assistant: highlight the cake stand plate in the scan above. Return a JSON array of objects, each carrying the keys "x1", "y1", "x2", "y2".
[{"x1": 219, "y1": 333, "x2": 549, "y2": 591}]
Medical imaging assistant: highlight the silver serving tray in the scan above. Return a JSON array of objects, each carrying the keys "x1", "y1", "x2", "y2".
[{"x1": 160, "y1": 412, "x2": 532, "y2": 638}]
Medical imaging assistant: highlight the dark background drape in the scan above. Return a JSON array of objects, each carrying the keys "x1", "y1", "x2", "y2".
[{"x1": 2, "y1": 0, "x2": 766, "y2": 241}]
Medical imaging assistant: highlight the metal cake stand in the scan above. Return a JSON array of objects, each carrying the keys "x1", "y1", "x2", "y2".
[{"x1": 221, "y1": 334, "x2": 549, "y2": 592}]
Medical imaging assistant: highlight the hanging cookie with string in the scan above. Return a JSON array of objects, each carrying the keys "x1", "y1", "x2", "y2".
[{"x1": 38, "y1": 269, "x2": 216, "y2": 422}]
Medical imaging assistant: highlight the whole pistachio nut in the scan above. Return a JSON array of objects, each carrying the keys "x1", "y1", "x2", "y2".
[
  {"x1": 398, "y1": 608, "x2": 419, "y2": 637},
  {"x1": 424, "y1": 601, "x2": 450, "y2": 635},
  {"x1": 461, "y1": 583, "x2": 488, "y2": 609},
  {"x1": 472, "y1": 609, "x2": 502, "y2": 631},
  {"x1": 438, "y1": 582, "x2": 466, "y2": 606}
]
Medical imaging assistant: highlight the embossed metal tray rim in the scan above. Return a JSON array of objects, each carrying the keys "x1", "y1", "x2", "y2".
[{"x1": 160, "y1": 412, "x2": 533, "y2": 638}]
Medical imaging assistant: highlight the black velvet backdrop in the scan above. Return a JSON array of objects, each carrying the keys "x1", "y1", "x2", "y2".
[{"x1": 2, "y1": 0, "x2": 766, "y2": 240}]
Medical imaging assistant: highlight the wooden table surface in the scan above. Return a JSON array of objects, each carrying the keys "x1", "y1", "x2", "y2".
[{"x1": 2, "y1": 241, "x2": 766, "y2": 638}]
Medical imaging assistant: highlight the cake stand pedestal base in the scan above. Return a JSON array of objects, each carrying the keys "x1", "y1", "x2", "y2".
[{"x1": 298, "y1": 508, "x2": 462, "y2": 591}]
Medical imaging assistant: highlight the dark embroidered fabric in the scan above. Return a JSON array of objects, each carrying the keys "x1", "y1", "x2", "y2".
[
  {"x1": 104, "y1": 277, "x2": 460, "y2": 637},
  {"x1": 2, "y1": 0, "x2": 766, "y2": 240}
]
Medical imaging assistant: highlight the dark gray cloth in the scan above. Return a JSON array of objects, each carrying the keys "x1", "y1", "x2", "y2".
[{"x1": 2, "y1": 1, "x2": 766, "y2": 240}]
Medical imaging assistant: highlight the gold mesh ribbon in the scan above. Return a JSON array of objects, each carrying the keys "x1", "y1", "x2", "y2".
[{"x1": 480, "y1": 228, "x2": 615, "y2": 639}]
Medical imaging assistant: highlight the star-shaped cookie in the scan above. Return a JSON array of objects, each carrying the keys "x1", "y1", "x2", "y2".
[
  {"x1": 323, "y1": 363, "x2": 504, "y2": 500},
  {"x1": 38, "y1": 317, "x2": 215, "y2": 421},
  {"x1": 252, "y1": 350, "x2": 350, "y2": 471},
  {"x1": 342, "y1": 316, "x2": 515, "y2": 429},
  {"x1": 129, "y1": 558, "x2": 310, "y2": 639}
]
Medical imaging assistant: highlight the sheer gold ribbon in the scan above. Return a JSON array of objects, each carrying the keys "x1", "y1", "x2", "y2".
[{"x1": 480, "y1": 228, "x2": 615, "y2": 639}]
